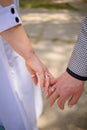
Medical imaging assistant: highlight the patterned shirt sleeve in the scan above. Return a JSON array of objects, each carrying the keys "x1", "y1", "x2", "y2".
[{"x1": 67, "y1": 16, "x2": 87, "y2": 81}]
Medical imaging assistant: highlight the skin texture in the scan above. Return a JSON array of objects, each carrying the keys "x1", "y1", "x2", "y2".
[
  {"x1": 1, "y1": 24, "x2": 55, "y2": 89},
  {"x1": 47, "y1": 71, "x2": 84, "y2": 110},
  {"x1": 1, "y1": 0, "x2": 84, "y2": 110},
  {"x1": 0, "y1": 0, "x2": 13, "y2": 7},
  {"x1": 0, "y1": 0, "x2": 55, "y2": 89}
]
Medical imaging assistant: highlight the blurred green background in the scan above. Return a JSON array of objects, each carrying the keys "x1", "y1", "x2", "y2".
[{"x1": 19, "y1": 0, "x2": 77, "y2": 10}]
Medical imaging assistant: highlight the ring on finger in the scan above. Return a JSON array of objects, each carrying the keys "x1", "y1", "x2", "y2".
[{"x1": 45, "y1": 73, "x2": 50, "y2": 79}]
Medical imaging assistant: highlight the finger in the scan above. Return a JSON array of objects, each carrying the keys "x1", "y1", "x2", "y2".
[
  {"x1": 44, "y1": 72, "x2": 51, "y2": 94},
  {"x1": 45, "y1": 71, "x2": 56, "y2": 93},
  {"x1": 46, "y1": 86, "x2": 56, "y2": 98},
  {"x1": 26, "y1": 64, "x2": 38, "y2": 85},
  {"x1": 37, "y1": 71, "x2": 45, "y2": 89},
  {"x1": 68, "y1": 93, "x2": 82, "y2": 107},
  {"x1": 49, "y1": 74, "x2": 56, "y2": 86},
  {"x1": 57, "y1": 95, "x2": 70, "y2": 110},
  {"x1": 32, "y1": 74, "x2": 38, "y2": 85},
  {"x1": 49, "y1": 91, "x2": 59, "y2": 106},
  {"x1": 44, "y1": 74, "x2": 50, "y2": 94},
  {"x1": 46, "y1": 71, "x2": 56, "y2": 85}
]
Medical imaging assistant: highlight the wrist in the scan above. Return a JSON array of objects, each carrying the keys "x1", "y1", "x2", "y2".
[
  {"x1": 24, "y1": 49, "x2": 35, "y2": 62},
  {"x1": 0, "y1": 0, "x2": 13, "y2": 7}
]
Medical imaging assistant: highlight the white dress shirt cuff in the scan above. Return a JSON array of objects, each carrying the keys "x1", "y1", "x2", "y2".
[{"x1": 0, "y1": 4, "x2": 22, "y2": 32}]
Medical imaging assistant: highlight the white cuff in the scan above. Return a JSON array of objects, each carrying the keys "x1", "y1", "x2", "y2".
[{"x1": 0, "y1": 4, "x2": 22, "y2": 32}]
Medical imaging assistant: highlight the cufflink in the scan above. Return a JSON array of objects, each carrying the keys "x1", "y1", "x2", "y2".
[
  {"x1": 10, "y1": 7, "x2": 15, "y2": 14},
  {"x1": 15, "y1": 17, "x2": 19, "y2": 23},
  {"x1": 0, "y1": 4, "x2": 22, "y2": 32},
  {"x1": 10, "y1": 7, "x2": 19, "y2": 23}
]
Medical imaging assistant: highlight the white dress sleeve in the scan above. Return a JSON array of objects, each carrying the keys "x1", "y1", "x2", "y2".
[{"x1": 0, "y1": 4, "x2": 22, "y2": 33}]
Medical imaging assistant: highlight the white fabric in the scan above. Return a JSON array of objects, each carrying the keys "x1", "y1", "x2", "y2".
[
  {"x1": 0, "y1": 0, "x2": 43, "y2": 129},
  {"x1": 0, "y1": 37, "x2": 40, "y2": 130},
  {"x1": 0, "y1": 4, "x2": 22, "y2": 32}
]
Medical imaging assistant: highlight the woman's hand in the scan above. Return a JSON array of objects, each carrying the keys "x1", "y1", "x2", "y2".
[
  {"x1": 1, "y1": 24, "x2": 55, "y2": 90},
  {"x1": 25, "y1": 52, "x2": 56, "y2": 90}
]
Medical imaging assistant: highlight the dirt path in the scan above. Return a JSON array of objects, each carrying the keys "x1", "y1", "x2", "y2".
[{"x1": 20, "y1": 1, "x2": 87, "y2": 129}]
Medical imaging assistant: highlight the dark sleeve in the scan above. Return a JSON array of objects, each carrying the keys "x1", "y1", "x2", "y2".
[{"x1": 66, "y1": 16, "x2": 87, "y2": 81}]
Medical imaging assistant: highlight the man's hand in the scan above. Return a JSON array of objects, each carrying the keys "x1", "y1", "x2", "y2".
[{"x1": 47, "y1": 71, "x2": 84, "y2": 110}]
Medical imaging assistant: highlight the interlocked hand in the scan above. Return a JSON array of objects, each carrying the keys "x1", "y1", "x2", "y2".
[{"x1": 47, "y1": 72, "x2": 84, "y2": 110}]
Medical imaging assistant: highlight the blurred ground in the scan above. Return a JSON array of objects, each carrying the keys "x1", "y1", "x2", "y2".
[{"x1": 20, "y1": 0, "x2": 87, "y2": 130}]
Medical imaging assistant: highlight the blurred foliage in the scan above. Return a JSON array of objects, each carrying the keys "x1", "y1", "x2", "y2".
[{"x1": 19, "y1": 0, "x2": 77, "y2": 10}]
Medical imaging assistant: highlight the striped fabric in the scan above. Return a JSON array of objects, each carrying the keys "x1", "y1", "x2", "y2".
[{"x1": 67, "y1": 16, "x2": 87, "y2": 80}]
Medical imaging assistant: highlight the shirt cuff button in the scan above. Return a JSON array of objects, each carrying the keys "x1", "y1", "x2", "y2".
[
  {"x1": 15, "y1": 17, "x2": 19, "y2": 23},
  {"x1": 11, "y1": 8, "x2": 15, "y2": 14}
]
